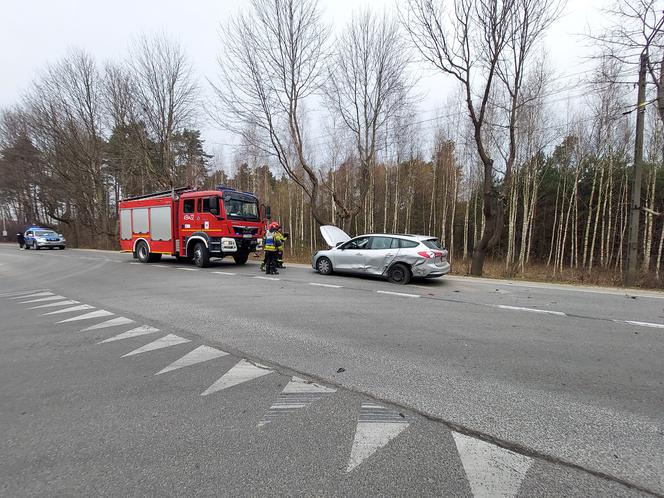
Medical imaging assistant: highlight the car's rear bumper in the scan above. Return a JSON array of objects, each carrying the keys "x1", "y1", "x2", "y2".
[{"x1": 412, "y1": 260, "x2": 451, "y2": 278}]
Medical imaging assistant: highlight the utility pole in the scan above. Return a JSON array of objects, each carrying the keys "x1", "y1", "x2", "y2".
[{"x1": 625, "y1": 53, "x2": 648, "y2": 287}]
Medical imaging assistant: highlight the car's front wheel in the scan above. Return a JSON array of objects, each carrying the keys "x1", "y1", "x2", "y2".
[
  {"x1": 193, "y1": 242, "x2": 210, "y2": 268},
  {"x1": 33, "y1": 241, "x2": 39, "y2": 250},
  {"x1": 316, "y1": 257, "x2": 333, "y2": 275},
  {"x1": 387, "y1": 263, "x2": 411, "y2": 285},
  {"x1": 233, "y1": 252, "x2": 249, "y2": 265}
]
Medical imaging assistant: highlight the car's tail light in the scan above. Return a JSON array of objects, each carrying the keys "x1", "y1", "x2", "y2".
[{"x1": 417, "y1": 250, "x2": 443, "y2": 259}]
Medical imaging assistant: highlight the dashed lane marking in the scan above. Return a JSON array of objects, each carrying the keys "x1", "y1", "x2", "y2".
[
  {"x1": 152, "y1": 265, "x2": 168, "y2": 268},
  {"x1": 122, "y1": 334, "x2": 190, "y2": 357},
  {"x1": 453, "y1": 432, "x2": 532, "y2": 498},
  {"x1": 177, "y1": 267, "x2": 199, "y2": 271},
  {"x1": 201, "y1": 359, "x2": 274, "y2": 396},
  {"x1": 19, "y1": 295, "x2": 66, "y2": 304},
  {"x1": 29, "y1": 300, "x2": 80, "y2": 309},
  {"x1": 129, "y1": 262, "x2": 141, "y2": 265},
  {"x1": 346, "y1": 402, "x2": 409, "y2": 473},
  {"x1": 309, "y1": 283, "x2": 343, "y2": 288},
  {"x1": 98, "y1": 325, "x2": 159, "y2": 344},
  {"x1": 56, "y1": 310, "x2": 114, "y2": 323},
  {"x1": 615, "y1": 320, "x2": 664, "y2": 329},
  {"x1": 155, "y1": 345, "x2": 229, "y2": 375},
  {"x1": 254, "y1": 276, "x2": 280, "y2": 281},
  {"x1": 376, "y1": 290, "x2": 420, "y2": 298},
  {"x1": 493, "y1": 305, "x2": 566, "y2": 316},
  {"x1": 213, "y1": 271, "x2": 237, "y2": 276},
  {"x1": 10, "y1": 291, "x2": 54, "y2": 300},
  {"x1": 258, "y1": 376, "x2": 336, "y2": 427},
  {"x1": 42, "y1": 304, "x2": 95, "y2": 315},
  {"x1": 80, "y1": 316, "x2": 135, "y2": 331}
]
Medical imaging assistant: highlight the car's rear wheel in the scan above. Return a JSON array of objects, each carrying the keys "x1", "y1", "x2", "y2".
[
  {"x1": 387, "y1": 263, "x2": 411, "y2": 285},
  {"x1": 193, "y1": 242, "x2": 210, "y2": 268},
  {"x1": 316, "y1": 257, "x2": 333, "y2": 275}
]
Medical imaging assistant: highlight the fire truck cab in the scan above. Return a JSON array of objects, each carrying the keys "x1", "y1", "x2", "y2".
[{"x1": 119, "y1": 186, "x2": 267, "y2": 268}]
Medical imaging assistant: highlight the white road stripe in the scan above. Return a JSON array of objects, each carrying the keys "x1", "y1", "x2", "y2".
[
  {"x1": 80, "y1": 316, "x2": 135, "y2": 331},
  {"x1": 201, "y1": 359, "x2": 273, "y2": 396},
  {"x1": 177, "y1": 267, "x2": 199, "y2": 271},
  {"x1": 213, "y1": 271, "x2": 237, "y2": 276},
  {"x1": 152, "y1": 265, "x2": 168, "y2": 268},
  {"x1": 615, "y1": 320, "x2": 664, "y2": 329},
  {"x1": 56, "y1": 310, "x2": 114, "y2": 323},
  {"x1": 494, "y1": 305, "x2": 566, "y2": 316},
  {"x1": 10, "y1": 291, "x2": 54, "y2": 300},
  {"x1": 376, "y1": 290, "x2": 420, "y2": 298},
  {"x1": 347, "y1": 402, "x2": 409, "y2": 473},
  {"x1": 453, "y1": 432, "x2": 532, "y2": 498},
  {"x1": 42, "y1": 304, "x2": 94, "y2": 315},
  {"x1": 20, "y1": 295, "x2": 66, "y2": 304},
  {"x1": 29, "y1": 300, "x2": 80, "y2": 309},
  {"x1": 310, "y1": 283, "x2": 343, "y2": 288},
  {"x1": 0, "y1": 289, "x2": 50, "y2": 298},
  {"x1": 98, "y1": 325, "x2": 159, "y2": 344},
  {"x1": 122, "y1": 334, "x2": 190, "y2": 357},
  {"x1": 156, "y1": 345, "x2": 229, "y2": 375},
  {"x1": 129, "y1": 262, "x2": 141, "y2": 265},
  {"x1": 254, "y1": 276, "x2": 280, "y2": 281}
]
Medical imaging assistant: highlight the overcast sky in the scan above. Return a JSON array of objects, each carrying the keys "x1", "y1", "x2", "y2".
[{"x1": 2, "y1": 0, "x2": 612, "y2": 163}]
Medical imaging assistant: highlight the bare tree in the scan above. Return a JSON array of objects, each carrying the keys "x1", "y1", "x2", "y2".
[
  {"x1": 212, "y1": 0, "x2": 332, "y2": 225},
  {"x1": 401, "y1": 0, "x2": 563, "y2": 275},
  {"x1": 324, "y1": 10, "x2": 414, "y2": 231},
  {"x1": 128, "y1": 34, "x2": 199, "y2": 188}
]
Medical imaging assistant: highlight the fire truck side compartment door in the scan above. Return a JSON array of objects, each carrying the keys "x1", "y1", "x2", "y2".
[
  {"x1": 150, "y1": 206, "x2": 172, "y2": 241},
  {"x1": 132, "y1": 208, "x2": 149, "y2": 234},
  {"x1": 120, "y1": 210, "x2": 132, "y2": 240}
]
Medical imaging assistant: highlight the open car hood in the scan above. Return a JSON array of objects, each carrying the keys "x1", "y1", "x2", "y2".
[{"x1": 319, "y1": 225, "x2": 351, "y2": 247}]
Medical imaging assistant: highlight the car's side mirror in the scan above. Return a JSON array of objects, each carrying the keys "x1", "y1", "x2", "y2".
[{"x1": 336, "y1": 242, "x2": 344, "y2": 249}]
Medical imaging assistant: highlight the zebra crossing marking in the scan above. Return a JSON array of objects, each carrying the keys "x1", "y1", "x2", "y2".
[
  {"x1": 346, "y1": 402, "x2": 409, "y2": 472},
  {"x1": 56, "y1": 310, "x2": 114, "y2": 323},
  {"x1": 156, "y1": 345, "x2": 229, "y2": 375},
  {"x1": 98, "y1": 325, "x2": 159, "y2": 344},
  {"x1": 80, "y1": 316, "x2": 135, "y2": 331},
  {"x1": 258, "y1": 376, "x2": 336, "y2": 427},
  {"x1": 122, "y1": 334, "x2": 190, "y2": 357},
  {"x1": 29, "y1": 300, "x2": 80, "y2": 309},
  {"x1": 453, "y1": 432, "x2": 532, "y2": 498},
  {"x1": 19, "y1": 295, "x2": 66, "y2": 304},
  {"x1": 201, "y1": 359, "x2": 273, "y2": 396},
  {"x1": 42, "y1": 304, "x2": 94, "y2": 315}
]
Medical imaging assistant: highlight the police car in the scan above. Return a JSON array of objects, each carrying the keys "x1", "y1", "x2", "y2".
[{"x1": 24, "y1": 226, "x2": 66, "y2": 250}]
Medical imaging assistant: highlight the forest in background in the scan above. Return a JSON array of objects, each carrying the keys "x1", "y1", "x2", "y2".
[{"x1": 1, "y1": 0, "x2": 663, "y2": 288}]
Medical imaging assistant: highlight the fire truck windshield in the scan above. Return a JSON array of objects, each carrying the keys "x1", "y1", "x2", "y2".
[{"x1": 223, "y1": 195, "x2": 259, "y2": 221}]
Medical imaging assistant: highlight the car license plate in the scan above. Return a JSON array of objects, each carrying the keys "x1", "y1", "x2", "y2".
[{"x1": 243, "y1": 234, "x2": 253, "y2": 238}]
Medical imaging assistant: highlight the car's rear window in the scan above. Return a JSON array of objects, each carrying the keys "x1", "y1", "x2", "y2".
[
  {"x1": 422, "y1": 239, "x2": 444, "y2": 250},
  {"x1": 399, "y1": 239, "x2": 419, "y2": 249}
]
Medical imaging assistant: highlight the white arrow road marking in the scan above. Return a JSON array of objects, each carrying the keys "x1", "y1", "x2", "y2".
[
  {"x1": 42, "y1": 304, "x2": 94, "y2": 315},
  {"x1": 155, "y1": 345, "x2": 229, "y2": 375},
  {"x1": 376, "y1": 290, "x2": 420, "y2": 298},
  {"x1": 493, "y1": 305, "x2": 566, "y2": 316},
  {"x1": 10, "y1": 291, "x2": 54, "y2": 300},
  {"x1": 98, "y1": 325, "x2": 159, "y2": 344},
  {"x1": 453, "y1": 432, "x2": 532, "y2": 498},
  {"x1": 0, "y1": 289, "x2": 50, "y2": 298},
  {"x1": 615, "y1": 319, "x2": 664, "y2": 329},
  {"x1": 56, "y1": 310, "x2": 114, "y2": 323},
  {"x1": 258, "y1": 376, "x2": 336, "y2": 427},
  {"x1": 19, "y1": 295, "x2": 66, "y2": 304},
  {"x1": 122, "y1": 334, "x2": 190, "y2": 357},
  {"x1": 80, "y1": 316, "x2": 135, "y2": 331},
  {"x1": 29, "y1": 300, "x2": 80, "y2": 309},
  {"x1": 346, "y1": 402, "x2": 409, "y2": 473},
  {"x1": 201, "y1": 359, "x2": 273, "y2": 396}
]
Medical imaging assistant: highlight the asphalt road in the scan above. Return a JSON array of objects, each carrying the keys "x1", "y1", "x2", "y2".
[{"x1": 0, "y1": 244, "x2": 662, "y2": 497}]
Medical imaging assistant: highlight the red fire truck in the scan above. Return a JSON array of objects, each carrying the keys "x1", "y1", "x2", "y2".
[{"x1": 118, "y1": 186, "x2": 269, "y2": 268}]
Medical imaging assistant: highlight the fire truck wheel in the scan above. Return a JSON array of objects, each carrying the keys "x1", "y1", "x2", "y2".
[
  {"x1": 193, "y1": 242, "x2": 210, "y2": 268},
  {"x1": 136, "y1": 241, "x2": 150, "y2": 263},
  {"x1": 233, "y1": 253, "x2": 249, "y2": 265}
]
